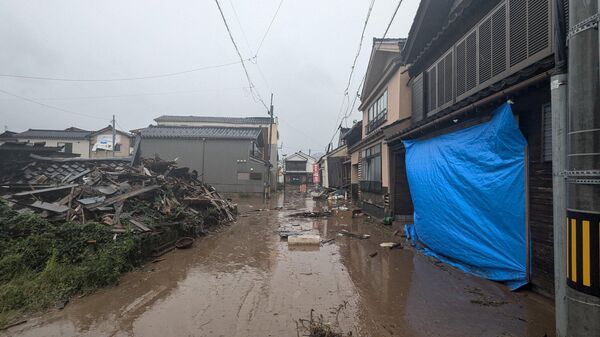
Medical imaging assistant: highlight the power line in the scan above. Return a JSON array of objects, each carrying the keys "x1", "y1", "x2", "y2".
[
  {"x1": 214, "y1": 0, "x2": 269, "y2": 112},
  {"x1": 0, "y1": 86, "x2": 251, "y2": 102},
  {"x1": 255, "y1": 0, "x2": 284, "y2": 58},
  {"x1": 0, "y1": 59, "x2": 247, "y2": 82},
  {"x1": 0, "y1": 87, "x2": 106, "y2": 121},
  {"x1": 327, "y1": 0, "x2": 376, "y2": 150},
  {"x1": 228, "y1": 0, "x2": 255, "y2": 56},
  {"x1": 326, "y1": 0, "x2": 405, "y2": 150}
]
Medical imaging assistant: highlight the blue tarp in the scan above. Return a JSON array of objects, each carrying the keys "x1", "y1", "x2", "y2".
[{"x1": 403, "y1": 103, "x2": 527, "y2": 289}]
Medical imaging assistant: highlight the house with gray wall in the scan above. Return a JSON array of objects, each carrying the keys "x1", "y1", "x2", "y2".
[
  {"x1": 153, "y1": 115, "x2": 278, "y2": 192},
  {"x1": 137, "y1": 125, "x2": 268, "y2": 194}
]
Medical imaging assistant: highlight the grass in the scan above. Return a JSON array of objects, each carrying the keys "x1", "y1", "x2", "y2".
[{"x1": 0, "y1": 202, "x2": 143, "y2": 329}]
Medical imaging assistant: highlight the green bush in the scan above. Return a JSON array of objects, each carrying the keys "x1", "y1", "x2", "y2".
[{"x1": 0, "y1": 202, "x2": 142, "y2": 329}]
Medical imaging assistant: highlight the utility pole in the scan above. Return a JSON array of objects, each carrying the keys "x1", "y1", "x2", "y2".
[
  {"x1": 563, "y1": 1, "x2": 600, "y2": 336},
  {"x1": 551, "y1": 0, "x2": 568, "y2": 335},
  {"x1": 112, "y1": 114, "x2": 116, "y2": 157},
  {"x1": 267, "y1": 93, "x2": 274, "y2": 198}
]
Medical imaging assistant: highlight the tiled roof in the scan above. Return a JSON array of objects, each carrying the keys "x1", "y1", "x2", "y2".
[
  {"x1": 154, "y1": 115, "x2": 273, "y2": 125},
  {"x1": 17, "y1": 129, "x2": 91, "y2": 140},
  {"x1": 139, "y1": 126, "x2": 262, "y2": 140}
]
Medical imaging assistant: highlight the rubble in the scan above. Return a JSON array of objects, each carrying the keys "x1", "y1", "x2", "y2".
[{"x1": 0, "y1": 155, "x2": 236, "y2": 236}]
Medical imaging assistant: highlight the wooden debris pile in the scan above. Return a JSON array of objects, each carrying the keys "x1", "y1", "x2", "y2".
[{"x1": 0, "y1": 156, "x2": 236, "y2": 234}]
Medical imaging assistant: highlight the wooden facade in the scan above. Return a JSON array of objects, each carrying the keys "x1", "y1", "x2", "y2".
[{"x1": 383, "y1": 0, "x2": 563, "y2": 295}]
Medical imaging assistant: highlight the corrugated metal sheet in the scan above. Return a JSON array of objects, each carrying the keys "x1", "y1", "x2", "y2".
[
  {"x1": 17, "y1": 129, "x2": 91, "y2": 140},
  {"x1": 154, "y1": 115, "x2": 272, "y2": 125},
  {"x1": 139, "y1": 126, "x2": 262, "y2": 140}
]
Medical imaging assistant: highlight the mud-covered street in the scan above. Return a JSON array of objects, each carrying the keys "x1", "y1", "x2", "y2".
[{"x1": 5, "y1": 190, "x2": 555, "y2": 337}]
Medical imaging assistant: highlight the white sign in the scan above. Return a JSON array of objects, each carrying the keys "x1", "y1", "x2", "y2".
[{"x1": 92, "y1": 134, "x2": 121, "y2": 151}]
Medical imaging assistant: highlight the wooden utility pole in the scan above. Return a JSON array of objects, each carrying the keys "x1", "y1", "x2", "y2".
[{"x1": 112, "y1": 114, "x2": 116, "y2": 157}]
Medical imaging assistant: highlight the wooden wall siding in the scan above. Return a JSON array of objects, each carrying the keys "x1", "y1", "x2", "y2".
[
  {"x1": 393, "y1": 150, "x2": 414, "y2": 216},
  {"x1": 514, "y1": 86, "x2": 554, "y2": 294}
]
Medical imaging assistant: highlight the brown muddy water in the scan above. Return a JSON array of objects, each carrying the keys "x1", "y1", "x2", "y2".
[{"x1": 3, "y1": 189, "x2": 555, "y2": 337}]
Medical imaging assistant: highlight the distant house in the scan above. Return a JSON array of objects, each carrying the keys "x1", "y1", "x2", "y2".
[
  {"x1": 16, "y1": 126, "x2": 132, "y2": 158},
  {"x1": 153, "y1": 115, "x2": 279, "y2": 191},
  {"x1": 89, "y1": 126, "x2": 133, "y2": 158},
  {"x1": 137, "y1": 125, "x2": 269, "y2": 193},
  {"x1": 318, "y1": 128, "x2": 351, "y2": 190},
  {"x1": 283, "y1": 151, "x2": 316, "y2": 185},
  {"x1": 0, "y1": 131, "x2": 18, "y2": 145},
  {"x1": 16, "y1": 128, "x2": 92, "y2": 158}
]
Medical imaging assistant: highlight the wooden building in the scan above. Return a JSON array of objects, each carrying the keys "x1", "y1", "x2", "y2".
[{"x1": 383, "y1": 0, "x2": 567, "y2": 295}]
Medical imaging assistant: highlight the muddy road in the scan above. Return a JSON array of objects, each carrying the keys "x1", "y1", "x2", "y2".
[{"x1": 4, "y1": 189, "x2": 555, "y2": 337}]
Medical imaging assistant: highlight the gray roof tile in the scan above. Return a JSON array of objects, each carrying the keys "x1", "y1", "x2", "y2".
[
  {"x1": 17, "y1": 129, "x2": 91, "y2": 140},
  {"x1": 154, "y1": 115, "x2": 272, "y2": 125},
  {"x1": 140, "y1": 126, "x2": 262, "y2": 140}
]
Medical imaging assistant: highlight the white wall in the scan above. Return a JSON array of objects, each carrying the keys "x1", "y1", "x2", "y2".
[{"x1": 17, "y1": 138, "x2": 90, "y2": 158}]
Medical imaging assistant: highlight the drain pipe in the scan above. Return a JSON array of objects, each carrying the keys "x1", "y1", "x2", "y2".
[{"x1": 565, "y1": 1, "x2": 600, "y2": 336}]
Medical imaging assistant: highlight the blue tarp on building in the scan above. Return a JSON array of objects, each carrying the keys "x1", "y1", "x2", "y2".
[{"x1": 403, "y1": 103, "x2": 528, "y2": 289}]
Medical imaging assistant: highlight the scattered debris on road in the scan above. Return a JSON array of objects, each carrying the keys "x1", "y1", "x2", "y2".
[
  {"x1": 288, "y1": 210, "x2": 332, "y2": 218},
  {"x1": 337, "y1": 229, "x2": 370, "y2": 239},
  {"x1": 288, "y1": 234, "x2": 321, "y2": 246},
  {"x1": 379, "y1": 242, "x2": 403, "y2": 249}
]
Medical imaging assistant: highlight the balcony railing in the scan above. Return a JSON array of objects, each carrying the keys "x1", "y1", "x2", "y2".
[
  {"x1": 360, "y1": 180, "x2": 382, "y2": 193},
  {"x1": 367, "y1": 112, "x2": 387, "y2": 133}
]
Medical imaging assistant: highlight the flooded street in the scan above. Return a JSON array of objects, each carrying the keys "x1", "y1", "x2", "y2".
[{"x1": 5, "y1": 189, "x2": 555, "y2": 337}]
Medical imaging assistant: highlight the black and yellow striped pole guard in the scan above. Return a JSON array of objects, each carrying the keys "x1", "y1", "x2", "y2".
[{"x1": 567, "y1": 210, "x2": 600, "y2": 297}]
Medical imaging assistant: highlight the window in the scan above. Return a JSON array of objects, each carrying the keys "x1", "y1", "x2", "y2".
[
  {"x1": 542, "y1": 103, "x2": 552, "y2": 161},
  {"x1": 114, "y1": 144, "x2": 121, "y2": 152},
  {"x1": 286, "y1": 161, "x2": 306, "y2": 171},
  {"x1": 250, "y1": 172, "x2": 262, "y2": 180},
  {"x1": 367, "y1": 91, "x2": 388, "y2": 133},
  {"x1": 57, "y1": 142, "x2": 73, "y2": 154},
  {"x1": 360, "y1": 144, "x2": 382, "y2": 192}
]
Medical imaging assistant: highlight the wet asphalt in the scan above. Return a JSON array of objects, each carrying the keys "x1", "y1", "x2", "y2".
[{"x1": 3, "y1": 189, "x2": 555, "y2": 337}]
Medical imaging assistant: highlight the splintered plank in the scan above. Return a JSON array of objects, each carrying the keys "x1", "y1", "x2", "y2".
[
  {"x1": 30, "y1": 201, "x2": 69, "y2": 213},
  {"x1": 87, "y1": 185, "x2": 160, "y2": 210},
  {"x1": 12, "y1": 184, "x2": 79, "y2": 197}
]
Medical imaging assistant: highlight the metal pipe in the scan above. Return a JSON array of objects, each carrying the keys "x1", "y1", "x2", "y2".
[{"x1": 551, "y1": 73, "x2": 568, "y2": 337}]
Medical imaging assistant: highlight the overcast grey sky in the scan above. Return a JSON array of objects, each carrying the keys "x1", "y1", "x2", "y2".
[{"x1": 0, "y1": 0, "x2": 418, "y2": 155}]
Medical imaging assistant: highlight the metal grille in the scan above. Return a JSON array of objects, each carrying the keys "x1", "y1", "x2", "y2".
[
  {"x1": 479, "y1": 17, "x2": 493, "y2": 84},
  {"x1": 436, "y1": 60, "x2": 445, "y2": 106},
  {"x1": 443, "y1": 52, "x2": 453, "y2": 104},
  {"x1": 465, "y1": 31, "x2": 477, "y2": 92},
  {"x1": 455, "y1": 40, "x2": 466, "y2": 96},
  {"x1": 528, "y1": 0, "x2": 549, "y2": 56},
  {"x1": 492, "y1": 4, "x2": 507, "y2": 76},
  {"x1": 411, "y1": 74, "x2": 424, "y2": 122},
  {"x1": 509, "y1": 0, "x2": 528, "y2": 67},
  {"x1": 427, "y1": 67, "x2": 437, "y2": 113}
]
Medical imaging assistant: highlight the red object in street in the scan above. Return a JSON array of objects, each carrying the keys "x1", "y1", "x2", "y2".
[{"x1": 312, "y1": 163, "x2": 320, "y2": 184}]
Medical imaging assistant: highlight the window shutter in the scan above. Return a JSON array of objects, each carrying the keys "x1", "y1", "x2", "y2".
[
  {"x1": 427, "y1": 67, "x2": 437, "y2": 114},
  {"x1": 509, "y1": 0, "x2": 528, "y2": 67},
  {"x1": 478, "y1": 17, "x2": 493, "y2": 84},
  {"x1": 465, "y1": 31, "x2": 477, "y2": 92},
  {"x1": 411, "y1": 74, "x2": 424, "y2": 122},
  {"x1": 492, "y1": 4, "x2": 507, "y2": 76},
  {"x1": 444, "y1": 52, "x2": 453, "y2": 105},
  {"x1": 456, "y1": 40, "x2": 466, "y2": 96},
  {"x1": 436, "y1": 60, "x2": 445, "y2": 107},
  {"x1": 528, "y1": 0, "x2": 549, "y2": 57}
]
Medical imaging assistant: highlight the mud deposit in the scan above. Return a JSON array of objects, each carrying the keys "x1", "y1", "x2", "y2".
[{"x1": 3, "y1": 189, "x2": 555, "y2": 337}]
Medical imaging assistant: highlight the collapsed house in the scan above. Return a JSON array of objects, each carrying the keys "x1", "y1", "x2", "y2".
[{"x1": 0, "y1": 155, "x2": 236, "y2": 256}]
